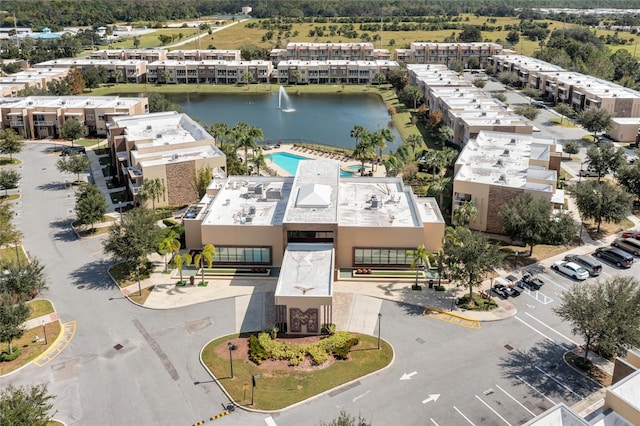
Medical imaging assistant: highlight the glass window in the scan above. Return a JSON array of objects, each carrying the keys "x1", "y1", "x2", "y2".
[
  {"x1": 211, "y1": 246, "x2": 270, "y2": 264},
  {"x1": 354, "y1": 248, "x2": 414, "y2": 267}
]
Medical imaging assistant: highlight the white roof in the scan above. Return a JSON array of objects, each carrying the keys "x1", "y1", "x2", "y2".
[
  {"x1": 274, "y1": 243, "x2": 333, "y2": 299},
  {"x1": 296, "y1": 183, "x2": 331, "y2": 208}
]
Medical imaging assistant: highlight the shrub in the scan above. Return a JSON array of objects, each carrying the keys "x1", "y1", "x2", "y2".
[
  {"x1": 163, "y1": 218, "x2": 179, "y2": 227},
  {"x1": 0, "y1": 349, "x2": 22, "y2": 362},
  {"x1": 248, "y1": 334, "x2": 269, "y2": 365},
  {"x1": 434, "y1": 285, "x2": 446, "y2": 291},
  {"x1": 321, "y1": 323, "x2": 336, "y2": 335},
  {"x1": 333, "y1": 338, "x2": 359, "y2": 360}
]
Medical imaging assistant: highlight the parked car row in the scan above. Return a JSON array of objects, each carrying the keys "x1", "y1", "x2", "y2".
[{"x1": 59, "y1": 146, "x2": 86, "y2": 156}]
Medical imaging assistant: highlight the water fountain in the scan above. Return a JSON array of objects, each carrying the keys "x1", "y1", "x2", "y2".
[{"x1": 278, "y1": 85, "x2": 294, "y2": 112}]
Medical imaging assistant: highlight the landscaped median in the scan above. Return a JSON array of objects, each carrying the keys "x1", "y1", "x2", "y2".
[{"x1": 200, "y1": 331, "x2": 393, "y2": 411}]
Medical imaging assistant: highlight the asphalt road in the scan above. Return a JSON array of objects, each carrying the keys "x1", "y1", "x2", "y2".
[{"x1": 3, "y1": 143, "x2": 623, "y2": 426}]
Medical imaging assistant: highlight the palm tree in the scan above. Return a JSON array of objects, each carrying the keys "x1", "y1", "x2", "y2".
[
  {"x1": 350, "y1": 125, "x2": 365, "y2": 148},
  {"x1": 371, "y1": 129, "x2": 394, "y2": 171},
  {"x1": 193, "y1": 243, "x2": 216, "y2": 285},
  {"x1": 352, "y1": 132, "x2": 375, "y2": 176},
  {"x1": 427, "y1": 174, "x2": 451, "y2": 208},
  {"x1": 290, "y1": 69, "x2": 302, "y2": 85},
  {"x1": 453, "y1": 200, "x2": 478, "y2": 226},
  {"x1": 236, "y1": 133, "x2": 256, "y2": 174},
  {"x1": 113, "y1": 69, "x2": 123, "y2": 84},
  {"x1": 241, "y1": 71, "x2": 254, "y2": 85},
  {"x1": 383, "y1": 153, "x2": 404, "y2": 177},
  {"x1": 405, "y1": 134, "x2": 424, "y2": 158},
  {"x1": 173, "y1": 253, "x2": 192, "y2": 285},
  {"x1": 251, "y1": 147, "x2": 267, "y2": 175},
  {"x1": 158, "y1": 230, "x2": 181, "y2": 272},
  {"x1": 139, "y1": 178, "x2": 165, "y2": 216},
  {"x1": 407, "y1": 245, "x2": 428, "y2": 290},
  {"x1": 208, "y1": 122, "x2": 230, "y2": 147}
]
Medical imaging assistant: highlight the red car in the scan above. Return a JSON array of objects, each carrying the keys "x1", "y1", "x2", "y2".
[{"x1": 621, "y1": 230, "x2": 640, "y2": 240}]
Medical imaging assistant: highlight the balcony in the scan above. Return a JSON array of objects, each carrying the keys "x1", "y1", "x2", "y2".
[
  {"x1": 9, "y1": 121, "x2": 24, "y2": 127},
  {"x1": 34, "y1": 120, "x2": 54, "y2": 126}
]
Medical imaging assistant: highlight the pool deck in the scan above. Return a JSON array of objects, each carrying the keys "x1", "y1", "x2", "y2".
[{"x1": 257, "y1": 144, "x2": 386, "y2": 178}]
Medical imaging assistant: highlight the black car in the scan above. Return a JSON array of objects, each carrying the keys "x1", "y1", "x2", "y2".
[
  {"x1": 519, "y1": 273, "x2": 544, "y2": 290},
  {"x1": 594, "y1": 247, "x2": 634, "y2": 268},
  {"x1": 492, "y1": 284, "x2": 509, "y2": 299},
  {"x1": 60, "y1": 146, "x2": 86, "y2": 156}
]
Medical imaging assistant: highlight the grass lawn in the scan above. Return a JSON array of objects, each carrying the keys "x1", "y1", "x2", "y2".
[
  {"x1": 548, "y1": 117, "x2": 578, "y2": 128},
  {"x1": 76, "y1": 226, "x2": 113, "y2": 238},
  {"x1": 128, "y1": 285, "x2": 154, "y2": 305},
  {"x1": 496, "y1": 241, "x2": 579, "y2": 270},
  {"x1": 99, "y1": 156, "x2": 112, "y2": 165},
  {"x1": 108, "y1": 261, "x2": 154, "y2": 287},
  {"x1": 115, "y1": 27, "x2": 200, "y2": 49},
  {"x1": 0, "y1": 193, "x2": 20, "y2": 201},
  {"x1": 584, "y1": 217, "x2": 634, "y2": 240},
  {"x1": 202, "y1": 333, "x2": 392, "y2": 410},
  {"x1": 0, "y1": 321, "x2": 62, "y2": 375},
  {"x1": 26, "y1": 299, "x2": 54, "y2": 320},
  {"x1": 73, "y1": 138, "x2": 102, "y2": 147},
  {"x1": 0, "y1": 157, "x2": 21, "y2": 166},
  {"x1": 72, "y1": 215, "x2": 116, "y2": 228},
  {"x1": 0, "y1": 245, "x2": 28, "y2": 267}
]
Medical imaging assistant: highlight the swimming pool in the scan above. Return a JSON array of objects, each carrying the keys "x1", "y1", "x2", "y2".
[{"x1": 267, "y1": 152, "x2": 352, "y2": 177}]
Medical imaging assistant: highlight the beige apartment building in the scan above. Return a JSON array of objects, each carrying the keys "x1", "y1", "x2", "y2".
[
  {"x1": 270, "y1": 42, "x2": 391, "y2": 64},
  {"x1": 166, "y1": 49, "x2": 241, "y2": 61},
  {"x1": 107, "y1": 111, "x2": 226, "y2": 207},
  {"x1": 274, "y1": 60, "x2": 399, "y2": 85},
  {"x1": 183, "y1": 160, "x2": 444, "y2": 332},
  {"x1": 0, "y1": 67, "x2": 69, "y2": 98},
  {"x1": 0, "y1": 95, "x2": 148, "y2": 139},
  {"x1": 396, "y1": 42, "x2": 502, "y2": 67},
  {"x1": 147, "y1": 60, "x2": 272, "y2": 84},
  {"x1": 90, "y1": 49, "x2": 168, "y2": 62},
  {"x1": 453, "y1": 131, "x2": 563, "y2": 233},
  {"x1": 34, "y1": 58, "x2": 148, "y2": 83}
]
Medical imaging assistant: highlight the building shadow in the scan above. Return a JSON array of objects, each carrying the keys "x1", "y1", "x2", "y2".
[{"x1": 37, "y1": 181, "x2": 68, "y2": 191}]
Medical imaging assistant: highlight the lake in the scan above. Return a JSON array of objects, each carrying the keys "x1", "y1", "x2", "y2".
[{"x1": 166, "y1": 91, "x2": 401, "y2": 152}]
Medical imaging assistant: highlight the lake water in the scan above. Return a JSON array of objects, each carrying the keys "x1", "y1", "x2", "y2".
[{"x1": 167, "y1": 91, "x2": 400, "y2": 152}]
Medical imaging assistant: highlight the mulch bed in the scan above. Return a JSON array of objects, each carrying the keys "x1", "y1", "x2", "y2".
[{"x1": 565, "y1": 351, "x2": 612, "y2": 387}]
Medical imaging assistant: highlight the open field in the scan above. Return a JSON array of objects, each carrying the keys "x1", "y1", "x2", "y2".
[{"x1": 98, "y1": 13, "x2": 640, "y2": 61}]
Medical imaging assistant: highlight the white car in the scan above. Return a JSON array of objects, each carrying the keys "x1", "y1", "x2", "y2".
[{"x1": 552, "y1": 261, "x2": 589, "y2": 280}]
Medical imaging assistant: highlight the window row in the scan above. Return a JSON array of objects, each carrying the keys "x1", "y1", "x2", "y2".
[
  {"x1": 354, "y1": 248, "x2": 415, "y2": 266},
  {"x1": 212, "y1": 246, "x2": 271, "y2": 265}
]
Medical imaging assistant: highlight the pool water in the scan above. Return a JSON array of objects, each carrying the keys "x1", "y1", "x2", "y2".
[{"x1": 267, "y1": 152, "x2": 352, "y2": 177}]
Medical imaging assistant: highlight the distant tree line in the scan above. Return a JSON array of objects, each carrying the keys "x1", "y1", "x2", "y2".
[{"x1": 0, "y1": 0, "x2": 634, "y2": 29}]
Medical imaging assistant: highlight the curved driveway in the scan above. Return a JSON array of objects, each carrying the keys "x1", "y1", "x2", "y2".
[{"x1": 3, "y1": 143, "x2": 602, "y2": 426}]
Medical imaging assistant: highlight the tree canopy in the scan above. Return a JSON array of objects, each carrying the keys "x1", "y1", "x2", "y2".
[
  {"x1": 0, "y1": 169, "x2": 21, "y2": 197},
  {"x1": 0, "y1": 258, "x2": 48, "y2": 304},
  {"x1": 60, "y1": 119, "x2": 84, "y2": 145},
  {"x1": 0, "y1": 200, "x2": 21, "y2": 246},
  {"x1": 554, "y1": 276, "x2": 640, "y2": 362},
  {"x1": 572, "y1": 180, "x2": 633, "y2": 232},
  {"x1": 441, "y1": 226, "x2": 504, "y2": 299},
  {"x1": 584, "y1": 143, "x2": 626, "y2": 181},
  {"x1": 576, "y1": 108, "x2": 614, "y2": 139},
  {"x1": 0, "y1": 384, "x2": 55, "y2": 426},
  {"x1": 500, "y1": 193, "x2": 577, "y2": 255},
  {"x1": 0, "y1": 129, "x2": 24, "y2": 161},
  {"x1": 103, "y1": 207, "x2": 162, "y2": 266},
  {"x1": 56, "y1": 153, "x2": 91, "y2": 182},
  {"x1": 75, "y1": 184, "x2": 107, "y2": 230}
]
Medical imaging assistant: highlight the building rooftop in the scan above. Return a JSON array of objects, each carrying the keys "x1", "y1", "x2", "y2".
[
  {"x1": 3, "y1": 96, "x2": 145, "y2": 109},
  {"x1": 149, "y1": 59, "x2": 271, "y2": 66},
  {"x1": 410, "y1": 42, "x2": 502, "y2": 48},
  {"x1": 287, "y1": 42, "x2": 375, "y2": 48},
  {"x1": 197, "y1": 160, "x2": 441, "y2": 228},
  {"x1": 492, "y1": 54, "x2": 565, "y2": 73},
  {"x1": 455, "y1": 131, "x2": 557, "y2": 191},
  {"x1": 36, "y1": 58, "x2": 147, "y2": 67},
  {"x1": 523, "y1": 403, "x2": 589, "y2": 426},
  {"x1": 278, "y1": 59, "x2": 399, "y2": 67},
  {"x1": 275, "y1": 243, "x2": 333, "y2": 299}
]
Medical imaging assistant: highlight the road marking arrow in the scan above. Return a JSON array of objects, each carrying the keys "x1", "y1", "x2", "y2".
[
  {"x1": 422, "y1": 394, "x2": 441, "y2": 404},
  {"x1": 400, "y1": 371, "x2": 417, "y2": 380}
]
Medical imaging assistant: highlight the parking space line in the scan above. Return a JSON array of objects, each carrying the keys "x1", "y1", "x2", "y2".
[
  {"x1": 475, "y1": 395, "x2": 512, "y2": 425},
  {"x1": 452, "y1": 406, "x2": 476, "y2": 425},
  {"x1": 429, "y1": 419, "x2": 439, "y2": 426},
  {"x1": 514, "y1": 316, "x2": 569, "y2": 350},
  {"x1": 520, "y1": 288, "x2": 553, "y2": 304},
  {"x1": 516, "y1": 375, "x2": 555, "y2": 405},
  {"x1": 524, "y1": 312, "x2": 580, "y2": 347},
  {"x1": 534, "y1": 366, "x2": 582, "y2": 398},
  {"x1": 538, "y1": 274, "x2": 570, "y2": 292},
  {"x1": 495, "y1": 384, "x2": 536, "y2": 417}
]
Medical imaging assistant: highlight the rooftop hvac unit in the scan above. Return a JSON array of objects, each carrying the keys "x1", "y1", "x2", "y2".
[
  {"x1": 146, "y1": 125, "x2": 152, "y2": 130},
  {"x1": 171, "y1": 153, "x2": 178, "y2": 161},
  {"x1": 245, "y1": 215, "x2": 253, "y2": 223},
  {"x1": 502, "y1": 149, "x2": 510, "y2": 156},
  {"x1": 499, "y1": 174, "x2": 507, "y2": 183},
  {"x1": 265, "y1": 188, "x2": 282, "y2": 200},
  {"x1": 249, "y1": 206, "x2": 256, "y2": 215},
  {"x1": 509, "y1": 138, "x2": 516, "y2": 144},
  {"x1": 253, "y1": 184, "x2": 263, "y2": 196}
]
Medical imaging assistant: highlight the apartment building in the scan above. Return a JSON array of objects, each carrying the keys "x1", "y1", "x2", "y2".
[
  {"x1": 490, "y1": 54, "x2": 640, "y2": 117},
  {"x1": 146, "y1": 60, "x2": 272, "y2": 84},
  {"x1": 34, "y1": 59, "x2": 148, "y2": 83},
  {"x1": 274, "y1": 60, "x2": 399, "y2": 85},
  {"x1": 0, "y1": 95, "x2": 148, "y2": 139},
  {"x1": 396, "y1": 42, "x2": 502, "y2": 68},
  {"x1": 453, "y1": 131, "x2": 563, "y2": 233},
  {"x1": 270, "y1": 42, "x2": 391, "y2": 64},
  {"x1": 0, "y1": 67, "x2": 69, "y2": 97},
  {"x1": 166, "y1": 49, "x2": 241, "y2": 61},
  {"x1": 107, "y1": 111, "x2": 226, "y2": 207},
  {"x1": 90, "y1": 49, "x2": 167, "y2": 62}
]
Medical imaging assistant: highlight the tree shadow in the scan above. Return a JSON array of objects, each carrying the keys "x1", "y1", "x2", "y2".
[
  {"x1": 498, "y1": 340, "x2": 601, "y2": 403},
  {"x1": 68, "y1": 258, "x2": 118, "y2": 291},
  {"x1": 49, "y1": 219, "x2": 79, "y2": 242},
  {"x1": 36, "y1": 181, "x2": 69, "y2": 191}
]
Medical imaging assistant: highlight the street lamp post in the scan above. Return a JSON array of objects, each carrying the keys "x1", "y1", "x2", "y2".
[
  {"x1": 377, "y1": 313, "x2": 382, "y2": 350},
  {"x1": 514, "y1": 250, "x2": 518, "y2": 270},
  {"x1": 42, "y1": 320, "x2": 47, "y2": 345},
  {"x1": 227, "y1": 342, "x2": 234, "y2": 378},
  {"x1": 14, "y1": 240, "x2": 20, "y2": 268},
  {"x1": 251, "y1": 373, "x2": 260, "y2": 405},
  {"x1": 136, "y1": 263, "x2": 141, "y2": 296}
]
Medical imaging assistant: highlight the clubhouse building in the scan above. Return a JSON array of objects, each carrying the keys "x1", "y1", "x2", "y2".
[{"x1": 183, "y1": 160, "x2": 445, "y2": 334}]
